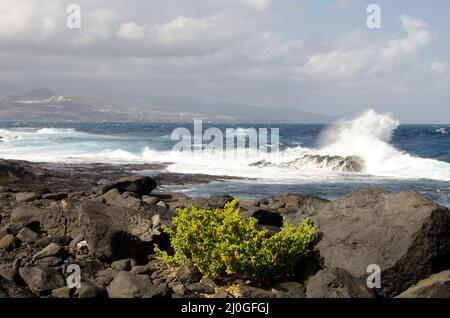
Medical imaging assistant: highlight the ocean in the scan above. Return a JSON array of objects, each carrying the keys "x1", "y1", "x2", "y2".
[{"x1": 1, "y1": 110, "x2": 449, "y2": 206}]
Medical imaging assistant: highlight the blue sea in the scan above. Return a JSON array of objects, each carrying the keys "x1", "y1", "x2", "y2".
[{"x1": 1, "y1": 110, "x2": 449, "y2": 206}]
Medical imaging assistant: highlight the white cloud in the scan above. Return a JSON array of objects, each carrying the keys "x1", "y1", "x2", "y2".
[
  {"x1": 382, "y1": 15, "x2": 432, "y2": 61},
  {"x1": 0, "y1": 1, "x2": 61, "y2": 42},
  {"x1": 117, "y1": 22, "x2": 146, "y2": 41},
  {"x1": 302, "y1": 16, "x2": 433, "y2": 79}
]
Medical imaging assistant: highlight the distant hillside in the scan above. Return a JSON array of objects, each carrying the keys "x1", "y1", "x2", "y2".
[{"x1": 0, "y1": 88, "x2": 334, "y2": 123}]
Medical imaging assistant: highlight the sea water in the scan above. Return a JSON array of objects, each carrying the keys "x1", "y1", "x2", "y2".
[{"x1": 0, "y1": 110, "x2": 449, "y2": 206}]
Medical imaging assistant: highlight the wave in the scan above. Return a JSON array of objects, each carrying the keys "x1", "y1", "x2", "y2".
[{"x1": 1, "y1": 112, "x2": 450, "y2": 182}]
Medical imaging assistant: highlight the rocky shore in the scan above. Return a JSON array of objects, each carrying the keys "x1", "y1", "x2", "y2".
[{"x1": 0, "y1": 159, "x2": 449, "y2": 298}]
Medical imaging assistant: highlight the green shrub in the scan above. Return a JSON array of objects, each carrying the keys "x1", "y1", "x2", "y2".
[{"x1": 155, "y1": 198, "x2": 317, "y2": 281}]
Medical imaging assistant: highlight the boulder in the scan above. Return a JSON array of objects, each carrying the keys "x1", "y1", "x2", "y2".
[
  {"x1": 19, "y1": 266, "x2": 65, "y2": 294},
  {"x1": 78, "y1": 200, "x2": 159, "y2": 261},
  {"x1": 311, "y1": 189, "x2": 450, "y2": 297},
  {"x1": 106, "y1": 271, "x2": 167, "y2": 298},
  {"x1": 96, "y1": 189, "x2": 142, "y2": 210},
  {"x1": 306, "y1": 268, "x2": 374, "y2": 298},
  {"x1": 396, "y1": 270, "x2": 450, "y2": 298},
  {"x1": 97, "y1": 176, "x2": 157, "y2": 196}
]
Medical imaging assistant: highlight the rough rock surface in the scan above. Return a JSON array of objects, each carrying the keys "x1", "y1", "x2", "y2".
[
  {"x1": 396, "y1": 270, "x2": 450, "y2": 298},
  {"x1": 78, "y1": 200, "x2": 158, "y2": 261},
  {"x1": 306, "y1": 268, "x2": 374, "y2": 298},
  {"x1": 311, "y1": 188, "x2": 450, "y2": 297}
]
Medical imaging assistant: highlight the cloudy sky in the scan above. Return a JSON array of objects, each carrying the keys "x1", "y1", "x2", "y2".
[{"x1": 1, "y1": 0, "x2": 450, "y2": 122}]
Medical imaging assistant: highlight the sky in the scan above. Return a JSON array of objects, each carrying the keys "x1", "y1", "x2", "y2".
[{"x1": 0, "y1": 0, "x2": 450, "y2": 123}]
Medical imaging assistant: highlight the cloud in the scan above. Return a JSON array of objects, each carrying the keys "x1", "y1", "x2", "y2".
[
  {"x1": 0, "y1": 1, "x2": 61, "y2": 42},
  {"x1": 0, "y1": 1, "x2": 449, "y2": 122},
  {"x1": 302, "y1": 16, "x2": 433, "y2": 79},
  {"x1": 117, "y1": 14, "x2": 247, "y2": 49},
  {"x1": 382, "y1": 15, "x2": 432, "y2": 61}
]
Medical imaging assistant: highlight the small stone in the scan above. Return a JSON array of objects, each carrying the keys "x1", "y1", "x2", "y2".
[
  {"x1": 142, "y1": 196, "x2": 158, "y2": 206},
  {"x1": 172, "y1": 283, "x2": 186, "y2": 295},
  {"x1": 111, "y1": 259, "x2": 134, "y2": 271},
  {"x1": 107, "y1": 271, "x2": 166, "y2": 298},
  {"x1": 0, "y1": 234, "x2": 19, "y2": 251},
  {"x1": 156, "y1": 201, "x2": 169, "y2": 209},
  {"x1": 34, "y1": 257, "x2": 64, "y2": 268},
  {"x1": 238, "y1": 284, "x2": 274, "y2": 298},
  {"x1": 186, "y1": 282, "x2": 215, "y2": 294},
  {"x1": 19, "y1": 266, "x2": 65, "y2": 294},
  {"x1": 16, "y1": 227, "x2": 40, "y2": 243},
  {"x1": 0, "y1": 264, "x2": 19, "y2": 283},
  {"x1": 76, "y1": 240, "x2": 89, "y2": 253},
  {"x1": 32, "y1": 243, "x2": 66, "y2": 261},
  {"x1": 95, "y1": 268, "x2": 119, "y2": 287},
  {"x1": 42, "y1": 192, "x2": 68, "y2": 201},
  {"x1": 15, "y1": 192, "x2": 39, "y2": 202},
  {"x1": 176, "y1": 263, "x2": 202, "y2": 284},
  {"x1": 131, "y1": 261, "x2": 159, "y2": 275},
  {"x1": 211, "y1": 290, "x2": 231, "y2": 298},
  {"x1": 52, "y1": 286, "x2": 71, "y2": 298},
  {"x1": 76, "y1": 282, "x2": 106, "y2": 298}
]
